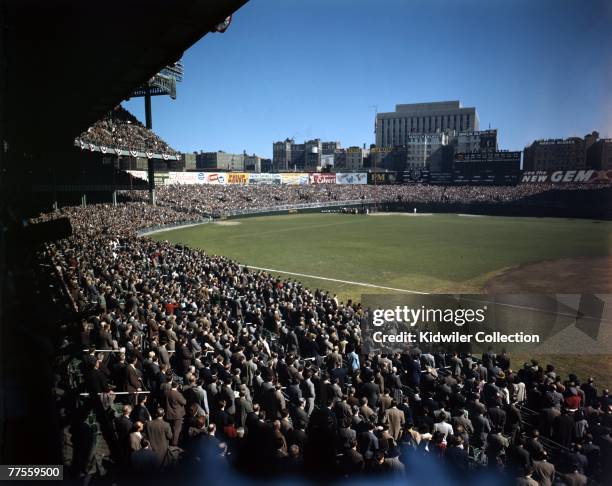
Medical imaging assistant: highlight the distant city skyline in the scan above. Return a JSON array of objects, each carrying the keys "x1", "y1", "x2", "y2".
[{"x1": 123, "y1": 0, "x2": 612, "y2": 158}]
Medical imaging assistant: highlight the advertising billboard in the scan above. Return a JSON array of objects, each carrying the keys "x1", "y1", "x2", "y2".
[
  {"x1": 309, "y1": 173, "x2": 337, "y2": 184},
  {"x1": 248, "y1": 173, "x2": 282, "y2": 185},
  {"x1": 205, "y1": 172, "x2": 227, "y2": 185},
  {"x1": 166, "y1": 172, "x2": 204, "y2": 185},
  {"x1": 336, "y1": 172, "x2": 368, "y2": 185},
  {"x1": 280, "y1": 173, "x2": 310, "y2": 185},
  {"x1": 521, "y1": 169, "x2": 611, "y2": 184},
  {"x1": 227, "y1": 172, "x2": 249, "y2": 184}
]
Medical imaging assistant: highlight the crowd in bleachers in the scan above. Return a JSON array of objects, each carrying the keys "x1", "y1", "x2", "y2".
[
  {"x1": 76, "y1": 105, "x2": 179, "y2": 155},
  {"x1": 121, "y1": 184, "x2": 375, "y2": 216},
  {"x1": 117, "y1": 183, "x2": 598, "y2": 218},
  {"x1": 33, "y1": 201, "x2": 612, "y2": 485}
]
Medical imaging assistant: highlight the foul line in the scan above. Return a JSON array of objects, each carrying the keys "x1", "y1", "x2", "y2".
[
  {"x1": 138, "y1": 219, "x2": 212, "y2": 236},
  {"x1": 243, "y1": 265, "x2": 429, "y2": 295}
]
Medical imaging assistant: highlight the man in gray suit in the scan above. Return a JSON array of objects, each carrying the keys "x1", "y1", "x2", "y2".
[
  {"x1": 302, "y1": 371, "x2": 316, "y2": 416},
  {"x1": 144, "y1": 408, "x2": 172, "y2": 465},
  {"x1": 219, "y1": 377, "x2": 236, "y2": 415},
  {"x1": 384, "y1": 400, "x2": 406, "y2": 442},
  {"x1": 156, "y1": 342, "x2": 170, "y2": 368},
  {"x1": 163, "y1": 382, "x2": 186, "y2": 446},
  {"x1": 532, "y1": 450, "x2": 555, "y2": 486},
  {"x1": 188, "y1": 377, "x2": 210, "y2": 415},
  {"x1": 292, "y1": 398, "x2": 310, "y2": 430},
  {"x1": 244, "y1": 356, "x2": 258, "y2": 387},
  {"x1": 236, "y1": 389, "x2": 254, "y2": 428}
]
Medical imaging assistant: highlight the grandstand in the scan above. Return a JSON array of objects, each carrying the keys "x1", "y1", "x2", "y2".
[
  {"x1": 76, "y1": 105, "x2": 180, "y2": 157},
  {"x1": 29, "y1": 192, "x2": 612, "y2": 485},
  {"x1": 2, "y1": 1, "x2": 612, "y2": 486}
]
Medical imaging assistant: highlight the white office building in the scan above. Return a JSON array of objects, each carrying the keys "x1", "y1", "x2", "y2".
[{"x1": 376, "y1": 100, "x2": 479, "y2": 147}]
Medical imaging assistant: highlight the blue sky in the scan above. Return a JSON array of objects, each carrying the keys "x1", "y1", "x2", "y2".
[{"x1": 124, "y1": 0, "x2": 612, "y2": 159}]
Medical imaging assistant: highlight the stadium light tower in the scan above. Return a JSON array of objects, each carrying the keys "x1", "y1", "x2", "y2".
[
  {"x1": 131, "y1": 61, "x2": 184, "y2": 129},
  {"x1": 129, "y1": 61, "x2": 184, "y2": 205}
]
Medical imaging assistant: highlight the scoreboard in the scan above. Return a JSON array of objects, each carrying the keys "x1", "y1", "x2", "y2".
[
  {"x1": 453, "y1": 151, "x2": 521, "y2": 185},
  {"x1": 401, "y1": 151, "x2": 521, "y2": 185}
]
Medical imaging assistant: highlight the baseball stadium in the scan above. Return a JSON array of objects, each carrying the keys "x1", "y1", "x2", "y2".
[{"x1": 2, "y1": 1, "x2": 612, "y2": 486}]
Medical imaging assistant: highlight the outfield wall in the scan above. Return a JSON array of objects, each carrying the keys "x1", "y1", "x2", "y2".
[
  {"x1": 381, "y1": 187, "x2": 612, "y2": 220},
  {"x1": 126, "y1": 170, "x2": 368, "y2": 185}
]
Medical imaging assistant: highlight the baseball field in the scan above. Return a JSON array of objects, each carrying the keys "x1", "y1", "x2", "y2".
[
  {"x1": 151, "y1": 212, "x2": 612, "y2": 386},
  {"x1": 151, "y1": 212, "x2": 612, "y2": 299}
]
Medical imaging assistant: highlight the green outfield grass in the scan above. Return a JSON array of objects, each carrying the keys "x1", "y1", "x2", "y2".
[{"x1": 150, "y1": 213, "x2": 612, "y2": 301}]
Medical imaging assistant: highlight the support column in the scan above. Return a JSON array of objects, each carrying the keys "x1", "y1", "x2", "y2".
[
  {"x1": 145, "y1": 92, "x2": 152, "y2": 130},
  {"x1": 147, "y1": 159, "x2": 155, "y2": 206},
  {"x1": 81, "y1": 193, "x2": 87, "y2": 207},
  {"x1": 144, "y1": 90, "x2": 155, "y2": 206},
  {"x1": 112, "y1": 190, "x2": 117, "y2": 206}
]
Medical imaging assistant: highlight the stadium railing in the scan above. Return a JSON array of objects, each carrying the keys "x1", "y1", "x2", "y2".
[{"x1": 516, "y1": 403, "x2": 572, "y2": 455}]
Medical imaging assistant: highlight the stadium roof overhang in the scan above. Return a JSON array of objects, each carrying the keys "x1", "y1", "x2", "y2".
[{"x1": 3, "y1": 0, "x2": 247, "y2": 153}]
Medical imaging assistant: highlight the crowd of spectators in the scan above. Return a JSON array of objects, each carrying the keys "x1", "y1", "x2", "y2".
[
  {"x1": 76, "y1": 106, "x2": 179, "y2": 156},
  {"x1": 117, "y1": 182, "x2": 604, "y2": 218},
  {"x1": 32, "y1": 201, "x2": 612, "y2": 485},
  {"x1": 121, "y1": 184, "x2": 377, "y2": 217}
]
